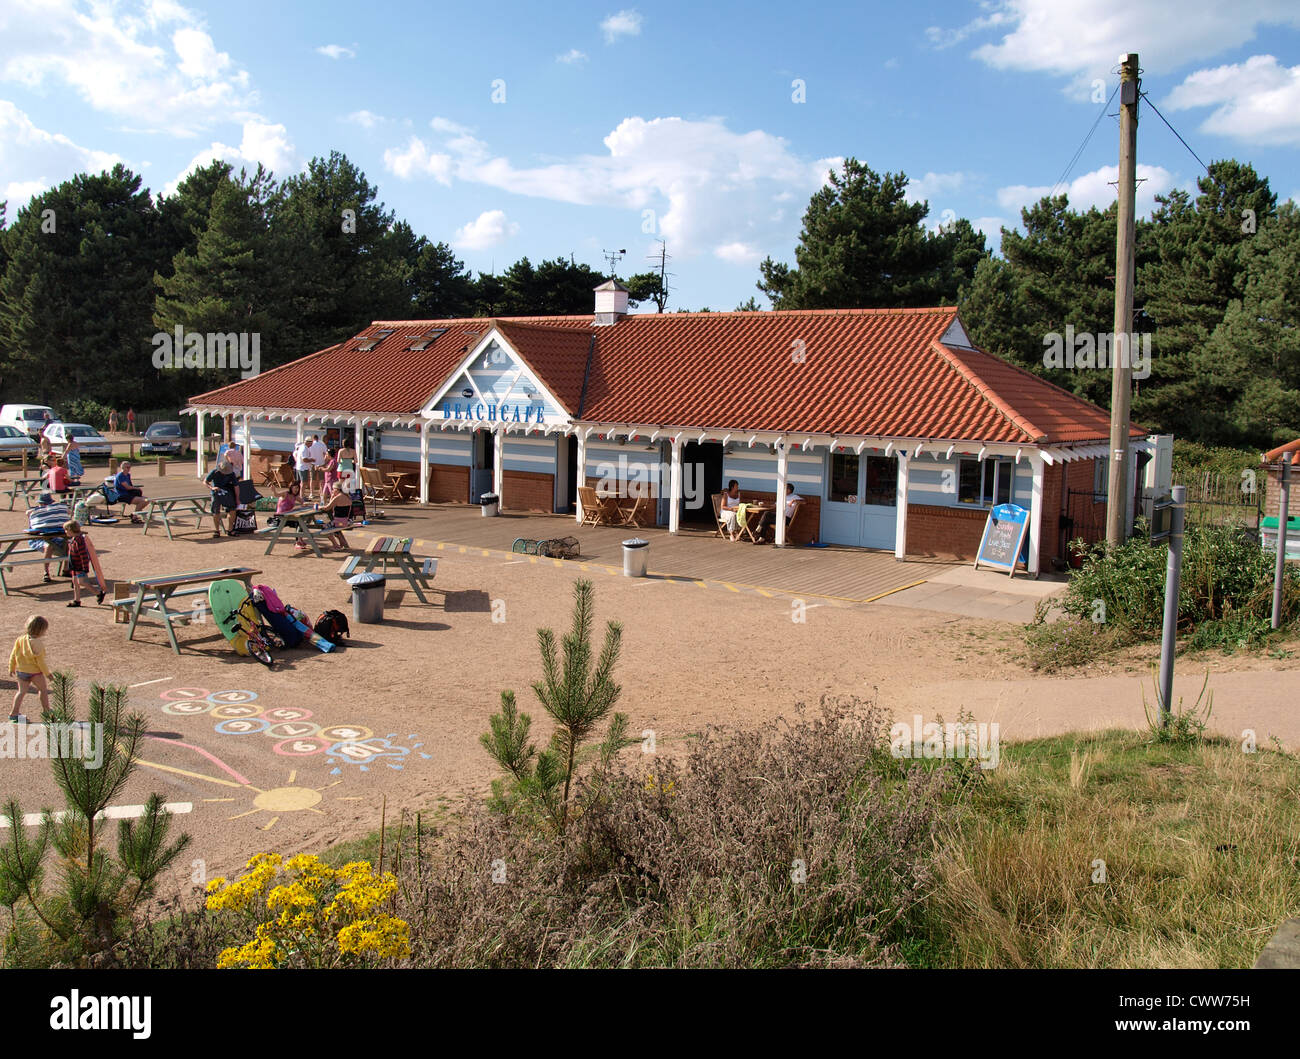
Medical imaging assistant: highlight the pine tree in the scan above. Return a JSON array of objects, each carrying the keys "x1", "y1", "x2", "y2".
[
  {"x1": 480, "y1": 579, "x2": 629, "y2": 837},
  {"x1": 0, "y1": 674, "x2": 190, "y2": 966}
]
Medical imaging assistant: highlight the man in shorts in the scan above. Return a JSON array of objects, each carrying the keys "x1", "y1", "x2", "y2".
[{"x1": 294, "y1": 439, "x2": 316, "y2": 498}]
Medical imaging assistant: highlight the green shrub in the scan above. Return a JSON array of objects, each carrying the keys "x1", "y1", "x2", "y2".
[
  {"x1": 60, "y1": 399, "x2": 113, "y2": 430},
  {"x1": 1024, "y1": 610, "x2": 1132, "y2": 672}
]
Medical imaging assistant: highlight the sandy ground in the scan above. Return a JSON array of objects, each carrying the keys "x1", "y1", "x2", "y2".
[{"x1": 0, "y1": 464, "x2": 1296, "y2": 895}]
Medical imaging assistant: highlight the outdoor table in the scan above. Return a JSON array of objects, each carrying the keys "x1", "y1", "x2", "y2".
[
  {"x1": 738, "y1": 503, "x2": 775, "y2": 544},
  {"x1": 386, "y1": 472, "x2": 416, "y2": 501},
  {"x1": 0, "y1": 530, "x2": 63, "y2": 596},
  {"x1": 359, "y1": 535, "x2": 433, "y2": 603},
  {"x1": 141, "y1": 493, "x2": 213, "y2": 540},
  {"x1": 261, "y1": 504, "x2": 332, "y2": 557},
  {"x1": 122, "y1": 565, "x2": 261, "y2": 655},
  {"x1": 4, "y1": 477, "x2": 45, "y2": 510}
]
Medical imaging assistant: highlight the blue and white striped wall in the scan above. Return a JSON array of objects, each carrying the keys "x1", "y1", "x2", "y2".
[
  {"x1": 722, "y1": 446, "x2": 825, "y2": 496},
  {"x1": 907, "y1": 453, "x2": 1033, "y2": 511}
]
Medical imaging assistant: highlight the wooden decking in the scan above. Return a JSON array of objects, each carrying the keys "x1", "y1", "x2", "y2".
[{"x1": 404, "y1": 506, "x2": 953, "y2": 602}]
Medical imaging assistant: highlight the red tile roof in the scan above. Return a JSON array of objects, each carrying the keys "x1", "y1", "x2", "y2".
[{"x1": 191, "y1": 307, "x2": 1140, "y2": 446}]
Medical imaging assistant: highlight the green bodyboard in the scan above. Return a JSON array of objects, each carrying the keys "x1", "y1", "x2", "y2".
[{"x1": 209, "y1": 579, "x2": 251, "y2": 644}]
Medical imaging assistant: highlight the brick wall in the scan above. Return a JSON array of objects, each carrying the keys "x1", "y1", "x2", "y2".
[
  {"x1": 428, "y1": 463, "x2": 469, "y2": 503},
  {"x1": 905, "y1": 503, "x2": 988, "y2": 560},
  {"x1": 504, "y1": 469, "x2": 555, "y2": 513}
]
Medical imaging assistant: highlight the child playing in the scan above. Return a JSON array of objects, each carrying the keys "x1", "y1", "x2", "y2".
[
  {"x1": 9, "y1": 615, "x2": 52, "y2": 721},
  {"x1": 62, "y1": 520, "x2": 105, "y2": 607}
]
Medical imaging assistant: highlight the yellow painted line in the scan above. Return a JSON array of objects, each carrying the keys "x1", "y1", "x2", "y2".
[
  {"x1": 694, "y1": 580, "x2": 708, "y2": 588},
  {"x1": 722, "y1": 582, "x2": 740, "y2": 593},
  {"x1": 858, "y1": 579, "x2": 930, "y2": 604},
  {"x1": 756, "y1": 589, "x2": 773, "y2": 598}
]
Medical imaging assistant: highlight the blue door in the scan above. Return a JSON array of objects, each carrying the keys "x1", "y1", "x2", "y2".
[{"x1": 821, "y1": 451, "x2": 897, "y2": 549}]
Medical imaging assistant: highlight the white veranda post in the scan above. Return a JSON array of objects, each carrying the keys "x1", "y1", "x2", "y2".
[
  {"x1": 419, "y1": 420, "x2": 430, "y2": 504},
  {"x1": 352, "y1": 417, "x2": 364, "y2": 480},
  {"x1": 493, "y1": 429, "x2": 505, "y2": 506},
  {"x1": 195, "y1": 410, "x2": 206, "y2": 477},
  {"x1": 894, "y1": 452, "x2": 910, "y2": 560},
  {"x1": 1028, "y1": 454, "x2": 1045, "y2": 577},
  {"x1": 575, "y1": 431, "x2": 587, "y2": 524},
  {"x1": 774, "y1": 439, "x2": 789, "y2": 547},
  {"x1": 668, "y1": 436, "x2": 682, "y2": 535},
  {"x1": 241, "y1": 413, "x2": 252, "y2": 483}
]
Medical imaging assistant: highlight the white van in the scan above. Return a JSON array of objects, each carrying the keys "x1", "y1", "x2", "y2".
[{"x1": 0, "y1": 404, "x2": 57, "y2": 438}]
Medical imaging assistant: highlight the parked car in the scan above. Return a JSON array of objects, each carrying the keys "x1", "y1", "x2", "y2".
[
  {"x1": 141, "y1": 420, "x2": 192, "y2": 457},
  {"x1": 0, "y1": 404, "x2": 57, "y2": 438},
  {"x1": 42, "y1": 422, "x2": 113, "y2": 457},
  {"x1": 0, "y1": 424, "x2": 38, "y2": 461}
]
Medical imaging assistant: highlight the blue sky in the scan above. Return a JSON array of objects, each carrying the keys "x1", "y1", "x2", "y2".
[{"x1": 2, "y1": 0, "x2": 1299, "y2": 311}]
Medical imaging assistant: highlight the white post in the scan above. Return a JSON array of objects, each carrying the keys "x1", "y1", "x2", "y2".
[
  {"x1": 1028, "y1": 453, "x2": 1045, "y2": 577},
  {"x1": 295, "y1": 416, "x2": 305, "y2": 450},
  {"x1": 894, "y1": 452, "x2": 910, "y2": 560},
  {"x1": 575, "y1": 430, "x2": 587, "y2": 524},
  {"x1": 353, "y1": 417, "x2": 364, "y2": 479},
  {"x1": 241, "y1": 413, "x2": 252, "y2": 483},
  {"x1": 669, "y1": 436, "x2": 683, "y2": 535},
  {"x1": 419, "y1": 420, "x2": 430, "y2": 504},
  {"x1": 195, "y1": 410, "x2": 206, "y2": 478},
  {"x1": 493, "y1": 428, "x2": 504, "y2": 506},
  {"x1": 774, "y1": 439, "x2": 789, "y2": 547}
]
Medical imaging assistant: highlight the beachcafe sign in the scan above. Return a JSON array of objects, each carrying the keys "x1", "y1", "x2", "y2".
[{"x1": 440, "y1": 401, "x2": 546, "y2": 425}]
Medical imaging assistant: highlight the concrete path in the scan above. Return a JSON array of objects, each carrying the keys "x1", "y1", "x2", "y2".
[{"x1": 876, "y1": 563, "x2": 1067, "y2": 623}]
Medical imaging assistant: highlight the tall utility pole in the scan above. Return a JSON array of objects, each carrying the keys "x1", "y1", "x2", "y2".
[{"x1": 1106, "y1": 52, "x2": 1140, "y2": 548}]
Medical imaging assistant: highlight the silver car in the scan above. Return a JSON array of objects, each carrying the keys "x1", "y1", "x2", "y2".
[
  {"x1": 43, "y1": 422, "x2": 113, "y2": 457},
  {"x1": 0, "y1": 425, "x2": 38, "y2": 461}
]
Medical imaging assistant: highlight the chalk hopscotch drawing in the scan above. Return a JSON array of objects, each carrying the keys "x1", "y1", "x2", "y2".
[{"x1": 154, "y1": 687, "x2": 431, "y2": 772}]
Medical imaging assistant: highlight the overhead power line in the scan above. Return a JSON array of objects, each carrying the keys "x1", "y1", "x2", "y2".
[
  {"x1": 1050, "y1": 82, "x2": 1120, "y2": 199},
  {"x1": 1141, "y1": 91, "x2": 1211, "y2": 176}
]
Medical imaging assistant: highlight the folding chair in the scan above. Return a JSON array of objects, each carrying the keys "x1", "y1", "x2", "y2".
[
  {"x1": 618, "y1": 493, "x2": 653, "y2": 528},
  {"x1": 711, "y1": 492, "x2": 730, "y2": 538},
  {"x1": 578, "y1": 486, "x2": 618, "y2": 526},
  {"x1": 361, "y1": 467, "x2": 399, "y2": 503}
]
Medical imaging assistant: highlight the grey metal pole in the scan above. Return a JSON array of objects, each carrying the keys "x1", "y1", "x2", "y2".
[
  {"x1": 1157, "y1": 484, "x2": 1186, "y2": 724},
  {"x1": 1272, "y1": 452, "x2": 1292, "y2": 630}
]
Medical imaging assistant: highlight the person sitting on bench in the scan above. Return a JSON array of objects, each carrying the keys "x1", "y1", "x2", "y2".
[
  {"x1": 45, "y1": 456, "x2": 71, "y2": 496},
  {"x1": 27, "y1": 492, "x2": 70, "y2": 583},
  {"x1": 112, "y1": 461, "x2": 148, "y2": 523},
  {"x1": 204, "y1": 458, "x2": 240, "y2": 537}
]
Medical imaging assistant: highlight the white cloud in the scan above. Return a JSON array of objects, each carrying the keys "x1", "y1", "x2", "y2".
[
  {"x1": 934, "y1": 0, "x2": 1300, "y2": 97},
  {"x1": 714, "y1": 242, "x2": 760, "y2": 265},
  {"x1": 0, "y1": 100, "x2": 123, "y2": 208},
  {"x1": 345, "y1": 109, "x2": 386, "y2": 128},
  {"x1": 0, "y1": 0, "x2": 256, "y2": 135},
  {"x1": 383, "y1": 136, "x2": 453, "y2": 183},
  {"x1": 315, "y1": 43, "x2": 355, "y2": 60},
  {"x1": 997, "y1": 163, "x2": 1177, "y2": 217},
  {"x1": 601, "y1": 10, "x2": 643, "y2": 44},
  {"x1": 165, "y1": 118, "x2": 296, "y2": 194},
  {"x1": 382, "y1": 114, "x2": 836, "y2": 260},
  {"x1": 557, "y1": 49, "x2": 588, "y2": 64},
  {"x1": 1166, "y1": 54, "x2": 1300, "y2": 146},
  {"x1": 453, "y1": 209, "x2": 518, "y2": 250},
  {"x1": 905, "y1": 170, "x2": 967, "y2": 206},
  {"x1": 173, "y1": 27, "x2": 230, "y2": 79}
]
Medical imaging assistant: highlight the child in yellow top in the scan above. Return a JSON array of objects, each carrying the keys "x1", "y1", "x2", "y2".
[{"x1": 9, "y1": 614, "x2": 51, "y2": 721}]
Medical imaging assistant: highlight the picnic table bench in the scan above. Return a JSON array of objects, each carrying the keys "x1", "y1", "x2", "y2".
[
  {"x1": 141, "y1": 493, "x2": 212, "y2": 540},
  {"x1": 4, "y1": 477, "x2": 45, "y2": 510},
  {"x1": 259, "y1": 504, "x2": 334, "y2": 557},
  {"x1": 119, "y1": 566, "x2": 260, "y2": 654},
  {"x1": 0, "y1": 531, "x2": 63, "y2": 596},
  {"x1": 337, "y1": 536, "x2": 436, "y2": 603}
]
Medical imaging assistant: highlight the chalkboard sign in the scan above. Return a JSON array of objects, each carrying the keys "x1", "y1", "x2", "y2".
[{"x1": 974, "y1": 503, "x2": 1030, "y2": 577}]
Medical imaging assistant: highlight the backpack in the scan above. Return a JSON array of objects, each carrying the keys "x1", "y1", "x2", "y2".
[
  {"x1": 314, "y1": 609, "x2": 349, "y2": 642},
  {"x1": 231, "y1": 507, "x2": 258, "y2": 535}
]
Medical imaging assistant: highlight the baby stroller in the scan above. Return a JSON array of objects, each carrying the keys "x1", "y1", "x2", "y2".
[{"x1": 218, "y1": 591, "x2": 281, "y2": 667}]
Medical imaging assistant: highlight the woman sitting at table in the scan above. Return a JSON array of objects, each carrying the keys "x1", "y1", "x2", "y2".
[
  {"x1": 112, "y1": 460, "x2": 148, "y2": 524},
  {"x1": 204, "y1": 458, "x2": 240, "y2": 537},
  {"x1": 720, "y1": 480, "x2": 742, "y2": 541},
  {"x1": 45, "y1": 456, "x2": 71, "y2": 497},
  {"x1": 323, "y1": 480, "x2": 353, "y2": 551}
]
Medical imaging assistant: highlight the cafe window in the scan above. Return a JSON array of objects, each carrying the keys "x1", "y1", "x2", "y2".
[
  {"x1": 363, "y1": 426, "x2": 381, "y2": 464},
  {"x1": 829, "y1": 452, "x2": 859, "y2": 503},
  {"x1": 957, "y1": 458, "x2": 1013, "y2": 507}
]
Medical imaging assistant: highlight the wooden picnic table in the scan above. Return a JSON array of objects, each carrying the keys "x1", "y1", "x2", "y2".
[
  {"x1": 141, "y1": 493, "x2": 212, "y2": 540},
  {"x1": 386, "y1": 472, "x2": 417, "y2": 501},
  {"x1": 260, "y1": 504, "x2": 333, "y2": 557},
  {"x1": 338, "y1": 536, "x2": 436, "y2": 603},
  {"x1": 0, "y1": 530, "x2": 63, "y2": 596},
  {"x1": 121, "y1": 565, "x2": 260, "y2": 655},
  {"x1": 4, "y1": 477, "x2": 45, "y2": 510}
]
